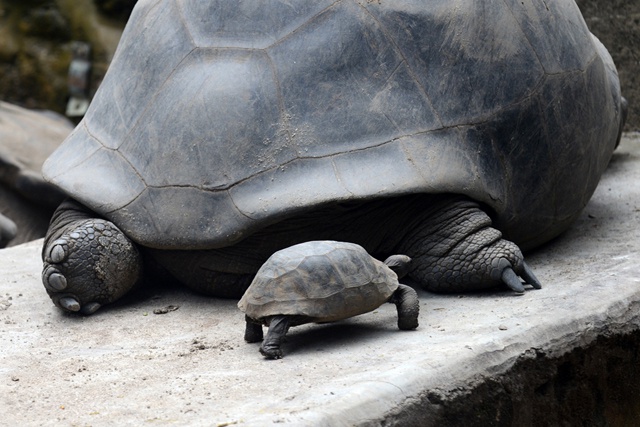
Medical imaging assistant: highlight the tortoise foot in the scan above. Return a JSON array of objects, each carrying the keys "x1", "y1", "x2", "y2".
[
  {"x1": 415, "y1": 231, "x2": 541, "y2": 294},
  {"x1": 259, "y1": 344, "x2": 283, "y2": 360},
  {"x1": 477, "y1": 237, "x2": 541, "y2": 294},
  {"x1": 408, "y1": 197, "x2": 542, "y2": 294},
  {"x1": 390, "y1": 284, "x2": 419, "y2": 330},
  {"x1": 42, "y1": 218, "x2": 142, "y2": 314},
  {"x1": 461, "y1": 232, "x2": 541, "y2": 294},
  {"x1": 258, "y1": 315, "x2": 290, "y2": 359}
]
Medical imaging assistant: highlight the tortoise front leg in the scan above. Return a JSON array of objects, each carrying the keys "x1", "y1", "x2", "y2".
[
  {"x1": 41, "y1": 199, "x2": 143, "y2": 314},
  {"x1": 260, "y1": 315, "x2": 291, "y2": 359},
  {"x1": 389, "y1": 284, "x2": 419, "y2": 330}
]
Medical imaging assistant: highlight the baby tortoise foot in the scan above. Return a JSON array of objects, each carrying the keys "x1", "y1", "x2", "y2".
[
  {"x1": 383, "y1": 256, "x2": 419, "y2": 330},
  {"x1": 259, "y1": 344, "x2": 283, "y2": 360},
  {"x1": 42, "y1": 218, "x2": 142, "y2": 314},
  {"x1": 259, "y1": 316, "x2": 290, "y2": 359},
  {"x1": 389, "y1": 283, "x2": 419, "y2": 330}
]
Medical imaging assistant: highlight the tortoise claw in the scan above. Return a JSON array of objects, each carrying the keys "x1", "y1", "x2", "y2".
[
  {"x1": 521, "y1": 261, "x2": 542, "y2": 289},
  {"x1": 43, "y1": 265, "x2": 68, "y2": 291},
  {"x1": 259, "y1": 346, "x2": 283, "y2": 360},
  {"x1": 49, "y1": 242, "x2": 67, "y2": 263},
  {"x1": 81, "y1": 302, "x2": 101, "y2": 315},
  {"x1": 501, "y1": 261, "x2": 542, "y2": 294},
  {"x1": 59, "y1": 297, "x2": 81, "y2": 312},
  {"x1": 48, "y1": 272, "x2": 68, "y2": 291},
  {"x1": 501, "y1": 268, "x2": 525, "y2": 294}
]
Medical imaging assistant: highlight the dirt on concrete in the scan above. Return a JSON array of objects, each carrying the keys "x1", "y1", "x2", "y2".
[{"x1": 577, "y1": 0, "x2": 640, "y2": 131}]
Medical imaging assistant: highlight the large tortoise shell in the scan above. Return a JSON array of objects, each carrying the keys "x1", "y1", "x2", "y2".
[{"x1": 43, "y1": 0, "x2": 623, "y2": 250}]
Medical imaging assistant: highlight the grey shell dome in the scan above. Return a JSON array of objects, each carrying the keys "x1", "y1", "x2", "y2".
[
  {"x1": 238, "y1": 241, "x2": 399, "y2": 322},
  {"x1": 43, "y1": 0, "x2": 623, "y2": 250}
]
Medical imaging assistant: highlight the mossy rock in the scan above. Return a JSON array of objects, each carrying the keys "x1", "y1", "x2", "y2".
[{"x1": 0, "y1": 0, "x2": 133, "y2": 114}]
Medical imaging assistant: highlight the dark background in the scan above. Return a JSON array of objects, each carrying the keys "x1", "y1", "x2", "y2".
[{"x1": 576, "y1": 0, "x2": 640, "y2": 131}]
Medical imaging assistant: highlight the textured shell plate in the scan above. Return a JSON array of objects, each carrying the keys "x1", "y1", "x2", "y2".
[
  {"x1": 238, "y1": 241, "x2": 399, "y2": 322},
  {"x1": 43, "y1": 0, "x2": 623, "y2": 250}
]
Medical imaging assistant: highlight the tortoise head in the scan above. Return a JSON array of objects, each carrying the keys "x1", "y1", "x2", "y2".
[{"x1": 383, "y1": 254, "x2": 412, "y2": 279}]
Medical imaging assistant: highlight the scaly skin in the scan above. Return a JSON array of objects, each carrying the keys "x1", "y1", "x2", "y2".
[
  {"x1": 41, "y1": 195, "x2": 540, "y2": 314},
  {"x1": 42, "y1": 200, "x2": 142, "y2": 314},
  {"x1": 399, "y1": 197, "x2": 540, "y2": 293}
]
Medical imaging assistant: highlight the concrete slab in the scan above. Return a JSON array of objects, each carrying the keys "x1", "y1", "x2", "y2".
[{"x1": 2, "y1": 134, "x2": 640, "y2": 426}]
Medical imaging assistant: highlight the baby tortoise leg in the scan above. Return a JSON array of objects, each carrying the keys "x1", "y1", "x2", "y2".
[
  {"x1": 388, "y1": 284, "x2": 419, "y2": 330},
  {"x1": 260, "y1": 315, "x2": 291, "y2": 360},
  {"x1": 403, "y1": 196, "x2": 541, "y2": 294},
  {"x1": 244, "y1": 315, "x2": 264, "y2": 343},
  {"x1": 0, "y1": 213, "x2": 17, "y2": 248},
  {"x1": 41, "y1": 199, "x2": 142, "y2": 314}
]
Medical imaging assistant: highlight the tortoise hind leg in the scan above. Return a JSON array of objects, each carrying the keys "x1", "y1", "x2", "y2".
[
  {"x1": 0, "y1": 213, "x2": 17, "y2": 248},
  {"x1": 402, "y1": 196, "x2": 541, "y2": 294},
  {"x1": 260, "y1": 315, "x2": 291, "y2": 359},
  {"x1": 389, "y1": 284, "x2": 419, "y2": 330},
  {"x1": 41, "y1": 199, "x2": 142, "y2": 314},
  {"x1": 244, "y1": 315, "x2": 264, "y2": 343}
]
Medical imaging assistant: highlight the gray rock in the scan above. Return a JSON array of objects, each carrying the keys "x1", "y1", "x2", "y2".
[{"x1": 0, "y1": 101, "x2": 71, "y2": 247}]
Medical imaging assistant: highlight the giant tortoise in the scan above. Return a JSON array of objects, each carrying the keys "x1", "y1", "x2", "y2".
[{"x1": 40, "y1": 0, "x2": 625, "y2": 314}]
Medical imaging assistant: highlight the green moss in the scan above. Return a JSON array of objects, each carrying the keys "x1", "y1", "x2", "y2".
[
  {"x1": 0, "y1": 0, "x2": 127, "y2": 113},
  {"x1": 55, "y1": 0, "x2": 107, "y2": 57}
]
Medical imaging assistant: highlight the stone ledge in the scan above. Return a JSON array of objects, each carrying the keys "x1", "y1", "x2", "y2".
[{"x1": 1, "y1": 134, "x2": 640, "y2": 426}]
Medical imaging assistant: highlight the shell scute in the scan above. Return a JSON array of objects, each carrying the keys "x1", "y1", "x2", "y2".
[
  {"x1": 43, "y1": 0, "x2": 623, "y2": 252},
  {"x1": 238, "y1": 241, "x2": 399, "y2": 322}
]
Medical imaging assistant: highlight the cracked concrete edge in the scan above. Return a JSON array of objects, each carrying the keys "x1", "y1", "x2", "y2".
[
  {"x1": 262, "y1": 295, "x2": 640, "y2": 427},
  {"x1": 369, "y1": 286, "x2": 640, "y2": 425}
]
